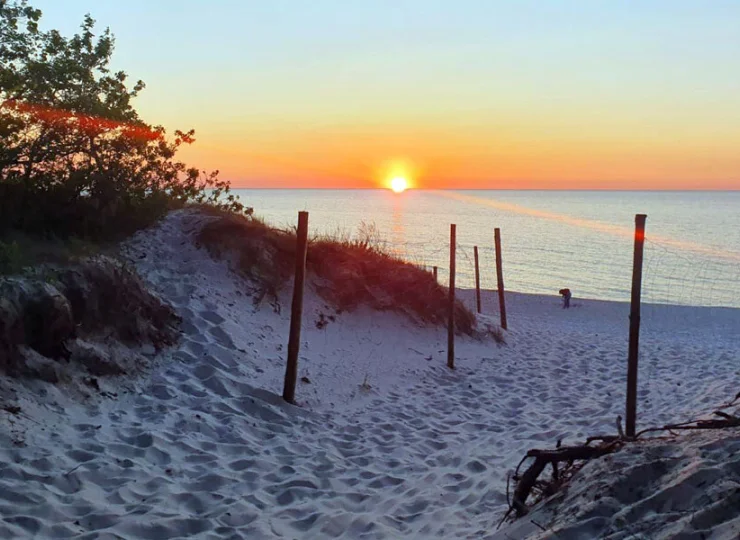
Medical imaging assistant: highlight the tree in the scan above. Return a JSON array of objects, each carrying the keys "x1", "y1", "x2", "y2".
[{"x1": 0, "y1": 0, "x2": 243, "y2": 238}]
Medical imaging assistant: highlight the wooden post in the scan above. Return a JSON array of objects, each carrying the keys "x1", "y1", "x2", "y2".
[
  {"x1": 433, "y1": 266, "x2": 438, "y2": 282},
  {"x1": 283, "y1": 211, "x2": 309, "y2": 404},
  {"x1": 474, "y1": 246, "x2": 481, "y2": 314},
  {"x1": 494, "y1": 228, "x2": 508, "y2": 330},
  {"x1": 625, "y1": 214, "x2": 647, "y2": 437},
  {"x1": 447, "y1": 224, "x2": 456, "y2": 369}
]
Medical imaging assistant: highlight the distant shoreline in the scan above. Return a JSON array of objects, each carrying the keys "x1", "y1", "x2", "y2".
[{"x1": 457, "y1": 287, "x2": 740, "y2": 313}]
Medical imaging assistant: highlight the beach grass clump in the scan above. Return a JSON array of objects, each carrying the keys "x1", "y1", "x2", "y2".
[
  {"x1": 193, "y1": 206, "x2": 295, "y2": 306},
  {"x1": 56, "y1": 257, "x2": 180, "y2": 348},
  {"x1": 0, "y1": 256, "x2": 179, "y2": 379},
  {"x1": 195, "y1": 209, "x2": 476, "y2": 334},
  {"x1": 0, "y1": 233, "x2": 103, "y2": 277}
]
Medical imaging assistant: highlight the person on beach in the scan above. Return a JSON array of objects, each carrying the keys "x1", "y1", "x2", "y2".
[{"x1": 559, "y1": 288, "x2": 572, "y2": 309}]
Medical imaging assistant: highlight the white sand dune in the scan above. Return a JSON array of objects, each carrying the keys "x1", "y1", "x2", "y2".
[{"x1": 1, "y1": 209, "x2": 738, "y2": 538}]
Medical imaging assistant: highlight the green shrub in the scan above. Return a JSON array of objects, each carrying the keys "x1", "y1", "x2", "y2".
[{"x1": 0, "y1": 1, "x2": 244, "y2": 240}]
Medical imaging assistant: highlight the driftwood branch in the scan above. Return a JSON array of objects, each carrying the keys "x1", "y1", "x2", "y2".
[
  {"x1": 585, "y1": 434, "x2": 621, "y2": 445},
  {"x1": 502, "y1": 394, "x2": 740, "y2": 525},
  {"x1": 512, "y1": 457, "x2": 548, "y2": 516},
  {"x1": 635, "y1": 415, "x2": 740, "y2": 438},
  {"x1": 511, "y1": 442, "x2": 621, "y2": 517},
  {"x1": 527, "y1": 445, "x2": 619, "y2": 461}
]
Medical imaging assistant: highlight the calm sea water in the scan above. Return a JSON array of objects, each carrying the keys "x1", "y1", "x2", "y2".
[{"x1": 231, "y1": 189, "x2": 740, "y2": 308}]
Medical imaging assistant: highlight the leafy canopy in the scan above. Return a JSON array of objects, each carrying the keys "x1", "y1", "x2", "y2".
[{"x1": 0, "y1": 0, "x2": 244, "y2": 239}]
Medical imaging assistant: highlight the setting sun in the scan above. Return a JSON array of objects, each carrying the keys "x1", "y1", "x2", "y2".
[{"x1": 390, "y1": 177, "x2": 408, "y2": 193}]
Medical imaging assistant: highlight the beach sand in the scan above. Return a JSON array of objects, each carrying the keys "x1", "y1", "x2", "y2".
[{"x1": 1, "y1": 209, "x2": 738, "y2": 538}]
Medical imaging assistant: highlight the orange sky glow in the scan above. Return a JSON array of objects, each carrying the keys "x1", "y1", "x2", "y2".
[
  {"x1": 176, "y1": 120, "x2": 740, "y2": 190},
  {"x1": 31, "y1": 1, "x2": 740, "y2": 191}
]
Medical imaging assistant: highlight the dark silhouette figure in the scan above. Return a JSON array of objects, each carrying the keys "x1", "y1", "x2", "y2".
[{"x1": 559, "y1": 288, "x2": 572, "y2": 309}]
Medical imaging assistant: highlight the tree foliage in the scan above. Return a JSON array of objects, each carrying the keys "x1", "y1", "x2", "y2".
[{"x1": 0, "y1": 0, "x2": 244, "y2": 239}]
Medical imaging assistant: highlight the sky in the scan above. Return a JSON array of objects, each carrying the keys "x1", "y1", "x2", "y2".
[{"x1": 30, "y1": 0, "x2": 740, "y2": 190}]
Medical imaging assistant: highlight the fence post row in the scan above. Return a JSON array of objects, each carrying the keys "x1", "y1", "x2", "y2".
[
  {"x1": 447, "y1": 224, "x2": 456, "y2": 370},
  {"x1": 283, "y1": 211, "x2": 309, "y2": 404},
  {"x1": 494, "y1": 228, "x2": 508, "y2": 330},
  {"x1": 625, "y1": 214, "x2": 647, "y2": 437}
]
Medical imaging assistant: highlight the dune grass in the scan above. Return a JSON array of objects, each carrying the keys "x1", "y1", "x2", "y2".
[
  {"x1": 0, "y1": 233, "x2": 105, "y2": 276},
  {"x1": 193, "y1": 207, "x2": 476, "y2": 334}
]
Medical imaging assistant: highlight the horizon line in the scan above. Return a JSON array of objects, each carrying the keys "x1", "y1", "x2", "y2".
[{"x1": 227, "y1": 187, "x2": 740, "y2": 192}]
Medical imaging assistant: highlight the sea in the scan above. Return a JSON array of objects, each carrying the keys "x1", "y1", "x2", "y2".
[{"x1": 231, "y1": 189, "x2": 740, "y2": 309}]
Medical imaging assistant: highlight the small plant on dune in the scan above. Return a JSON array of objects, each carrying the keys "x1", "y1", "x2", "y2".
[
  {"x1": 478, "y1": 320, "x2": 506, "y2": 345},
  {"x1": 0, "y1": 240, "x2": 23, "y2": 275},
  {"x1": 310, "y1": 221, "x2": 391, "y2": 257},
  {"x1": 354, "y1": 221, "x2": 386, "y2": 253},
  {"x1": 487, "y1": 326, "x2": 507, "y2": 345}
]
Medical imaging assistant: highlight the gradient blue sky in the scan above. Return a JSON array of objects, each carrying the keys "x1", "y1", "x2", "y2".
[{"x1": 29, "y1": 0, "x2": 740, "y2": 189}]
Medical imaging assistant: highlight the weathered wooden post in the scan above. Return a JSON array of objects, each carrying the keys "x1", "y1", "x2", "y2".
[
  {"x1": 448, "y1": 224, "x2": 456, "y2": 369},
  {"x1": 474, "y1": 246, "x2": 481, "y2": 314},
  {"x1": 625, "y1": 214, "x2": 647, "y2": 437},
  {"x1": 494, "y1": 228, "x2": 508, "y2": 330},
  {"x1": 283, "y1": 211, "x2": 309, "y2": 404},
  {"x1": 433, "y1": 266, "x2": 438, "y2": 282}
]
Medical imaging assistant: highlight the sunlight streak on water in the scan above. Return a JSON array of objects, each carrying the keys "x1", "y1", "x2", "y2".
[{"x1": 431, "y1": 190, "x2": 740, "y2": 264}]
